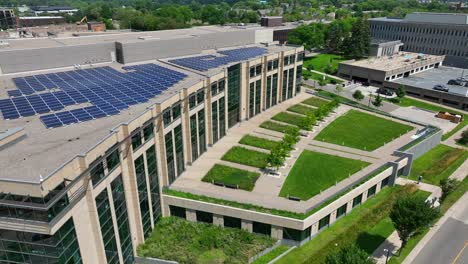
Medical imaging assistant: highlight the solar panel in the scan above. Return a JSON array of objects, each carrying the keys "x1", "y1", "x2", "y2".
[{"x1": 0, "y1": 63, "x2": 188, "y2": 128}]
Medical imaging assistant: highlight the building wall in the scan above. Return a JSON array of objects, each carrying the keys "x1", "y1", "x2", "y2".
[
  {"x1": 0, "y1": 47, "x2": 304, "y2": 264},
  {"x1": 369, "y1": 20, "x2": 468, "y2": 67},
  {"x1": 0, "y1": 43, "x2": 116, "y2": 74}
]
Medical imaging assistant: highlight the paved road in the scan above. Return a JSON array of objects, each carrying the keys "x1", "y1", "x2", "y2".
[{"x1": 411, "y1": 199, "x2": 468, "y2": 264}]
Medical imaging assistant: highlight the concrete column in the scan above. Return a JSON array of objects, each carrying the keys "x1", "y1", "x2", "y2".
[
  {"x1": 271, "y1": 225, "x2": 283, "y2": 240},
  {"x1": 186, "y1": 209, "x2": 197, "y2": 222},
  {"x1": 310, "y1": 222, "x2": 319, "y2": 237},
  {"x1": 362, "y1": 190, "x2": 368, "y2": 203},
  {"x1": 329, "y1": 210, "x2": 338, "y2": 225},
  {"x1": 213, "y1": 214, "x2": 224, "y2": 227},
  {"x1": 346, "y1": 200, "x2": 353, "y2": 213},
  {"x1": 389, "y1": 161, "x2": 399, "y2": 186},
  {"x1": 241, "y1": 219, "x2": 253, "y2": 232},
  {"x1": 402, "y1": 153, "x2": 414, "y2": 176},
  {"x1": 376, "y1": 181, "x2": 382, "y2": 194}
]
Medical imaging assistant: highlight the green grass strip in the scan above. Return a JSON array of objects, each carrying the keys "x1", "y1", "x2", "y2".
[
  {"x1": 239, "y1": 135, "x2": 280, "y2": 150},
  {"x1": 272, "y1": 112, "x2": 308, "y2": 130},
  {"x1": 260, "y1": 121, "x2": 295, "y2": 133},
  {"x1": 287, "y1": 104, "x2": 315, "y2": 115},
  {"x1": 279, "y1": 150, "x2": 370, "y2": 200},
  {"x1": 408, "y1": 144, "x2": 467, "y2": 185},
  {"x1": 302, "y1": 97, "x2": 330, "y2": 107},
  {"x1": 222, "y1": 146, "x2": 269, "y2": 169},
  {"x1": 202, "y1": 164, "x2": 260, "y2": 191}
]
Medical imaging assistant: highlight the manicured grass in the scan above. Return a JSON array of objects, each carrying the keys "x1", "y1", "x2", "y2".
[
  {"x1": 302, "y1": 97, "x2": 330, "y2": 107},
  {"x1": 202, "y1": 164, "x2": 260, "y2": 191},
  {"x1": 239, "y1": 135, "x2": 280, "y2": 150},
  {"x1": 287, "y1": 104, "x2": 315, "y2": 115},
  {"x1": 408, "y1": 144, "x2": 467, "y2": 185},
  {"x1": 389, "y1": 177, "x2": 468, "y2": 264},
  {"x1": 279, "y1": 150, "x2": 370, "y2": 200},
  {"x1": 137, "y1": 217, "x2": 276, "y2": 263},
  {"x1": 277, "y1": 185, "x2": 420, "y2": 264},
  {"x1": 315, "y1": 110, "x2": 413, "y2": 151},
  {"x1": 387, "y1": 96, "x2": 467, "y2": 140},
  {"x1": 272, "y1": 112, "x2": 308, "y2": 129},
  {"x1": 357, "y1": 217, "x2": 395, "y2": 254},
  {"x1": 260, "y1": 121, "x2": 295, "y2": 133},
  {"x1": 252, "y1": 245, "x2": 291, "y2": 264},
  {"x1": 315, "y1": 89, "x2": 388, "y2": 115},
  {"x1": 303, "y1": 53, "x2": 346, "y2": 74},
  {"x1": 222, "y1": 146, "x2": 269, "y2": 169}
]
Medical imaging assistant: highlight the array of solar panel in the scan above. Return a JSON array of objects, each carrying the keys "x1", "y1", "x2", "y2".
[
  {"x1": 169, "y1": 47, "x2": 267, "y2": 72},
  {"x1": 0, "y1": 64, "x2": 187, "y2": 128}
]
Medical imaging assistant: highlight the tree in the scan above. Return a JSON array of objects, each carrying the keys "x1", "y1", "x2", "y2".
[
  {"x1": 335, "y1": 84, "x2": 343, "y2": 94},
  {"x1": 326, "y1": 244, "x2": 375, "y2": 264},
  {"x1": 372, "y1": 93, "x2": 383, "y2": 107},
  {"x1": 458, "y1": 129, "x2": 468, "y2": 146},
  {"x1": 353, "y1": 90, "x2": 364, "y2": 101},
  {"x1": 267, "y1": 144, "x2": 287, "y2": 171},
  {"x1": 343, "y1": 18, "x2": 371, "y2": 59},
  {"x1": 440, "y1": 178, "x2": 460, "y2": 202},
  {"x1": 396, "y1": 85, "x2": 406, "y2": 99},
  {"x1": 390, "y1": 195, "x2": 439, "y2": 249}
]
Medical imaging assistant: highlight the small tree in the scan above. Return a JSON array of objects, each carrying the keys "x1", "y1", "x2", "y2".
[
  {"x1": 440, "y1": 178, "x2": 460, "y2": 202},
  {"x1": 396, "y1": 85, "x2": 406, "y2": 99},
  {"x1": 325, "y1": 244, "x2": 375, "y2": 264},
  {"x1": 267, "y1": 144, "x2": 286, "y2": 171},
  {"x1": 372, "y1": 93, "x2": 383, "y2": 107},
  {"x1": 457, "y1": 129, "x2": 468, "y2": 146},
  {"x1": 352, "y1": 90, "x2": 365, "y2": 101},
  {"x1": 335, "y1": 84, "x2": 343, "y2": 94},
  {"x1": 390, "y1": 195, "x2": 439, "y2": 250}
]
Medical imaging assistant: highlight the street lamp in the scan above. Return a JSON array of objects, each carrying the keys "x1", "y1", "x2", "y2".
[{"x1": 383, "y1": 248, "x2": 391, "y2": 264}]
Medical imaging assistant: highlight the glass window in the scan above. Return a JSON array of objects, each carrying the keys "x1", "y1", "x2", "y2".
[
  {"x1": 95, "y1": 190, "x2": 119, "y2": 263},
  {"x1": 219, "y1": 97, "x2": 226, "y2": 138},
  {"x1": 189, "y1": 93, "x2": 196, "y2": 109},
  {"x1": 174, "y1": 125, "x2": 185, "y2": 176},
  {"x1": 227, "y1": 64, "x2": 241, "y2": 128},
  {"x1": 336, "y1": 204, "x2": 347, "y2": 218},
  {"x1": 197, "y1": 89, "x2": 205, "y2": 105},
  {"x1": 169, "y1": 205, "x2": 186, "y2": 218},
  {"x1": 163, "y1": 109, "x2": 171, "y2": 127},
  {"x1": 273, "y1": 59, "x2": 279, "y2": 69},
  {"x1": 134, "y1": 155, "x2": 151, "y2": 238},
  {"x1": 255, "y1": 65, "x2": 262, "y2": 75},
  {"x1": 143, "y1": 123, "x2": 154, "y2": 141},
  {"x1": 172, "y1": 104, "x2": 181, "y2": 121},
  {"x1": 368, "y1": 185, "x2": 377, "y2": 198},
  {"x1": 106, "y1": 149, "x2": 120, "y2": 172},
  {"x1": 318, "y1": 215, "x2": 330, "y2": 230},
  {"x1": 218, "y1": 79, "x2": 225, "y2": 93},
  {"x1": 381, "y1": 176, "x2": 390, "y2": 188},
  {"x1": 196, "y1": 210, "x2": 213, "y2": 224},
  {"x1": 284, "y1": 56, "x2": 289, "y2": 65},
  {"x1": 224, "y1": 216, "x2": 241, "y2": 228},
  {"x1": 290, "y1": 54, "x2": 295, "y2": 64},
  {"x1": 190, "y1": 114, "x2": 198, "y2": 161},
  {"x1": 90, "y1": 161, "x2": 105, "y2": 186},
  {"x1": 131, "y1": 131, "x2": 142, "y2": 150},
  {"x1": 165, "y1": 132, "x2": 175, "y2": 184},
  {"x1": 198, "y1": 109, "x2": 206, "y2": 155},
  {"x1": 253, "y1": 222, "x2": 271, "y2": 236},
  {"x1": 250, "y1": 66, "x2": 255, "y2": 77},
  {"x1": 212, "y1": 101, "x2": 218, "y2": 143},
  {"x1": 267, "y1": 61, "x2": 273, "y2": 71},
  {"x1": 211, "y1": 82, "x2": 218, "y2": 96},
  {"x1": 353, "y1": 194, "x2": 363, "y2": 208},
  {"x1": 283, "y1": 227, "x2": 311, "y2": 241}
]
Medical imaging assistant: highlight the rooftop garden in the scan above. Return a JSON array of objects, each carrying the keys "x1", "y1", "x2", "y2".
[
  {"x1": 279, "y1": 150, "x2": 370, "y2": 200},
  {"x1": 260, "y1": 121, "x2": 295, "y2": 133},
  {"x1": 315, "y1": 110, "x2": 413, "y2": 151},
  {"x1": 239, "y1": 135, "x2": 281, "y2": 151},
  {"x1": 221, "y1": 146, "x2": 269, "y2": 169},
  {"x1": 137, "y1": 217, "x2": 276, "y2": 264},
  {"x1": 302, "y1": 97, "x2": 330, "y2": 108},
  {"x1": 202, "y1": 164, "x2": 260, "y2": 191},
  {"x1": 287, "y1": 104, "x2": 315, "y2": 115}
]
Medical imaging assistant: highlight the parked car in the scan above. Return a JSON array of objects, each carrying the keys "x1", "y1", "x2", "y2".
[
  {"x1": 377, "y1": 88, "x2": 394, "y2": 96},
  {"x1": 433, "y1": 84, "x2": 449, "y2": 92},
  {"x1": 447, "y1": 79, "x2": 464, "y2": 86}
]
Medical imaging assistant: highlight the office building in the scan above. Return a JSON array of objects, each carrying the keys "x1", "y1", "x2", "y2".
[
  {"x1": 369, "y1": 12, "x2": 468, "y2": 67},
  {"x1": 0, "y1": 8, "x2": 16, "y2": 29}
]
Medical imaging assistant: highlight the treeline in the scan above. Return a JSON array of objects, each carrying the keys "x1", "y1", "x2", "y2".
[{"x1": 288, "y1": 17, "x2": 370, "y2": 59}]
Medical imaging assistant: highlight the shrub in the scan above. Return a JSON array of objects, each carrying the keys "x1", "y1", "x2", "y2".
[{"x1": 440, "y1": 178, "x2": 460, "y2": 202}]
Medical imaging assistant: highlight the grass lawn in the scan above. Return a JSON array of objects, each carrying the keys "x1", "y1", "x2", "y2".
[
  {"x1": 252, "y1": 245, "x2": 290, "y2": 264},
  {"x1": 302, "y1": 97, "x2": 330, "y2": 107},
  {"x1": 387, "y1": 97, "x2": 467, "y2": 140},
  {"x1": 239, "y1": 135, "x2": 280, "y2": 150},
  {"x1": 260, "y1": 121, "x2": 295, "y2": 133},
  {"x1": 279, "y1": 150, "x2": 370, "y2": 200},
  {"x1": 303, "y1": 70, "x2": 342, "y2": 85},
  {"x1": 287, "y1": 104, "x2": 315, "y2": 115},
  {"x1": 315, "y1": 110, "x2": 413, "y2": 151},
  {"x1": 276, "y1": 185, "x2": 421, "y2": 264},
  {"x1": 222, "y1": 146, "x2": 269, "y2": 169},
  {"x1": 389, "y1": 178, "x2": 468, "y2": 264},
  {"x1": 202, "y1": 164, "x2": 260, "y2": 191},
  {"x1": 356, "y1": 217, "x2": 395, "y2": 254},
  {"x1": 272, "y1": 112, "x2": 308, "y2": 129},
  {"x1": 137, "y1": 217, "x2": 275, "y2": 264},
  {"x1": 408, "y1": 144, "x2": 467, "y2": 185},
  {"x1": 303, "y1": 53, "x2": 346, "y2": 74}
]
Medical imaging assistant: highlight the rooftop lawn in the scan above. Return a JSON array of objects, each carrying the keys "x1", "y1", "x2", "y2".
[
  {"x1": 279, "y1": 150, "x2": 370, "y2": 200},
  {"x1": 276, "y1": 185, "x2": 425, "y2": 264},
  {"x1": 137, "y1": 217, "x2": 276, "y2": 264},
  {"x1": 302, "y1": 97, "x2": 330, "y2": 107},
  {"x1": 272, "y1": 112, "x2": 308, "y2": 130},
  {"x1": 387, "y1": 96, "x2": 467, "y2": 140},
  {"x1": 303, "y1": 53, "x2": 346, "y2": 74},
  {"x1": 202, "y1": 164, "x2": 260, "y2": 191},
  {"x1": 222, "y1": 146, "x2": 269, "y2": 169},
  {"x1": 260, "y1": 121, "x2": 295, "y2": 133},
  {"x1": 287, "y1": 104, "x2": 315, "y2": 115},
  {"x1": 408, "y1": 144, "x2": 467, "y2": 185},
  {"x1": 239, "y1": 135, "x2": 280, "y2": 150},
  {"x1": 315, "y1": 110, "x2": 413, "y2": 151}
]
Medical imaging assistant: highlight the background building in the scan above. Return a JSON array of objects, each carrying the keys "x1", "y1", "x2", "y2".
[
  {"x1": 0, "y1": 8, "x2": 16, "y2": 29},
  {"x1": 369, "y1": 12, "x2": 468, "y2": 67}
]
